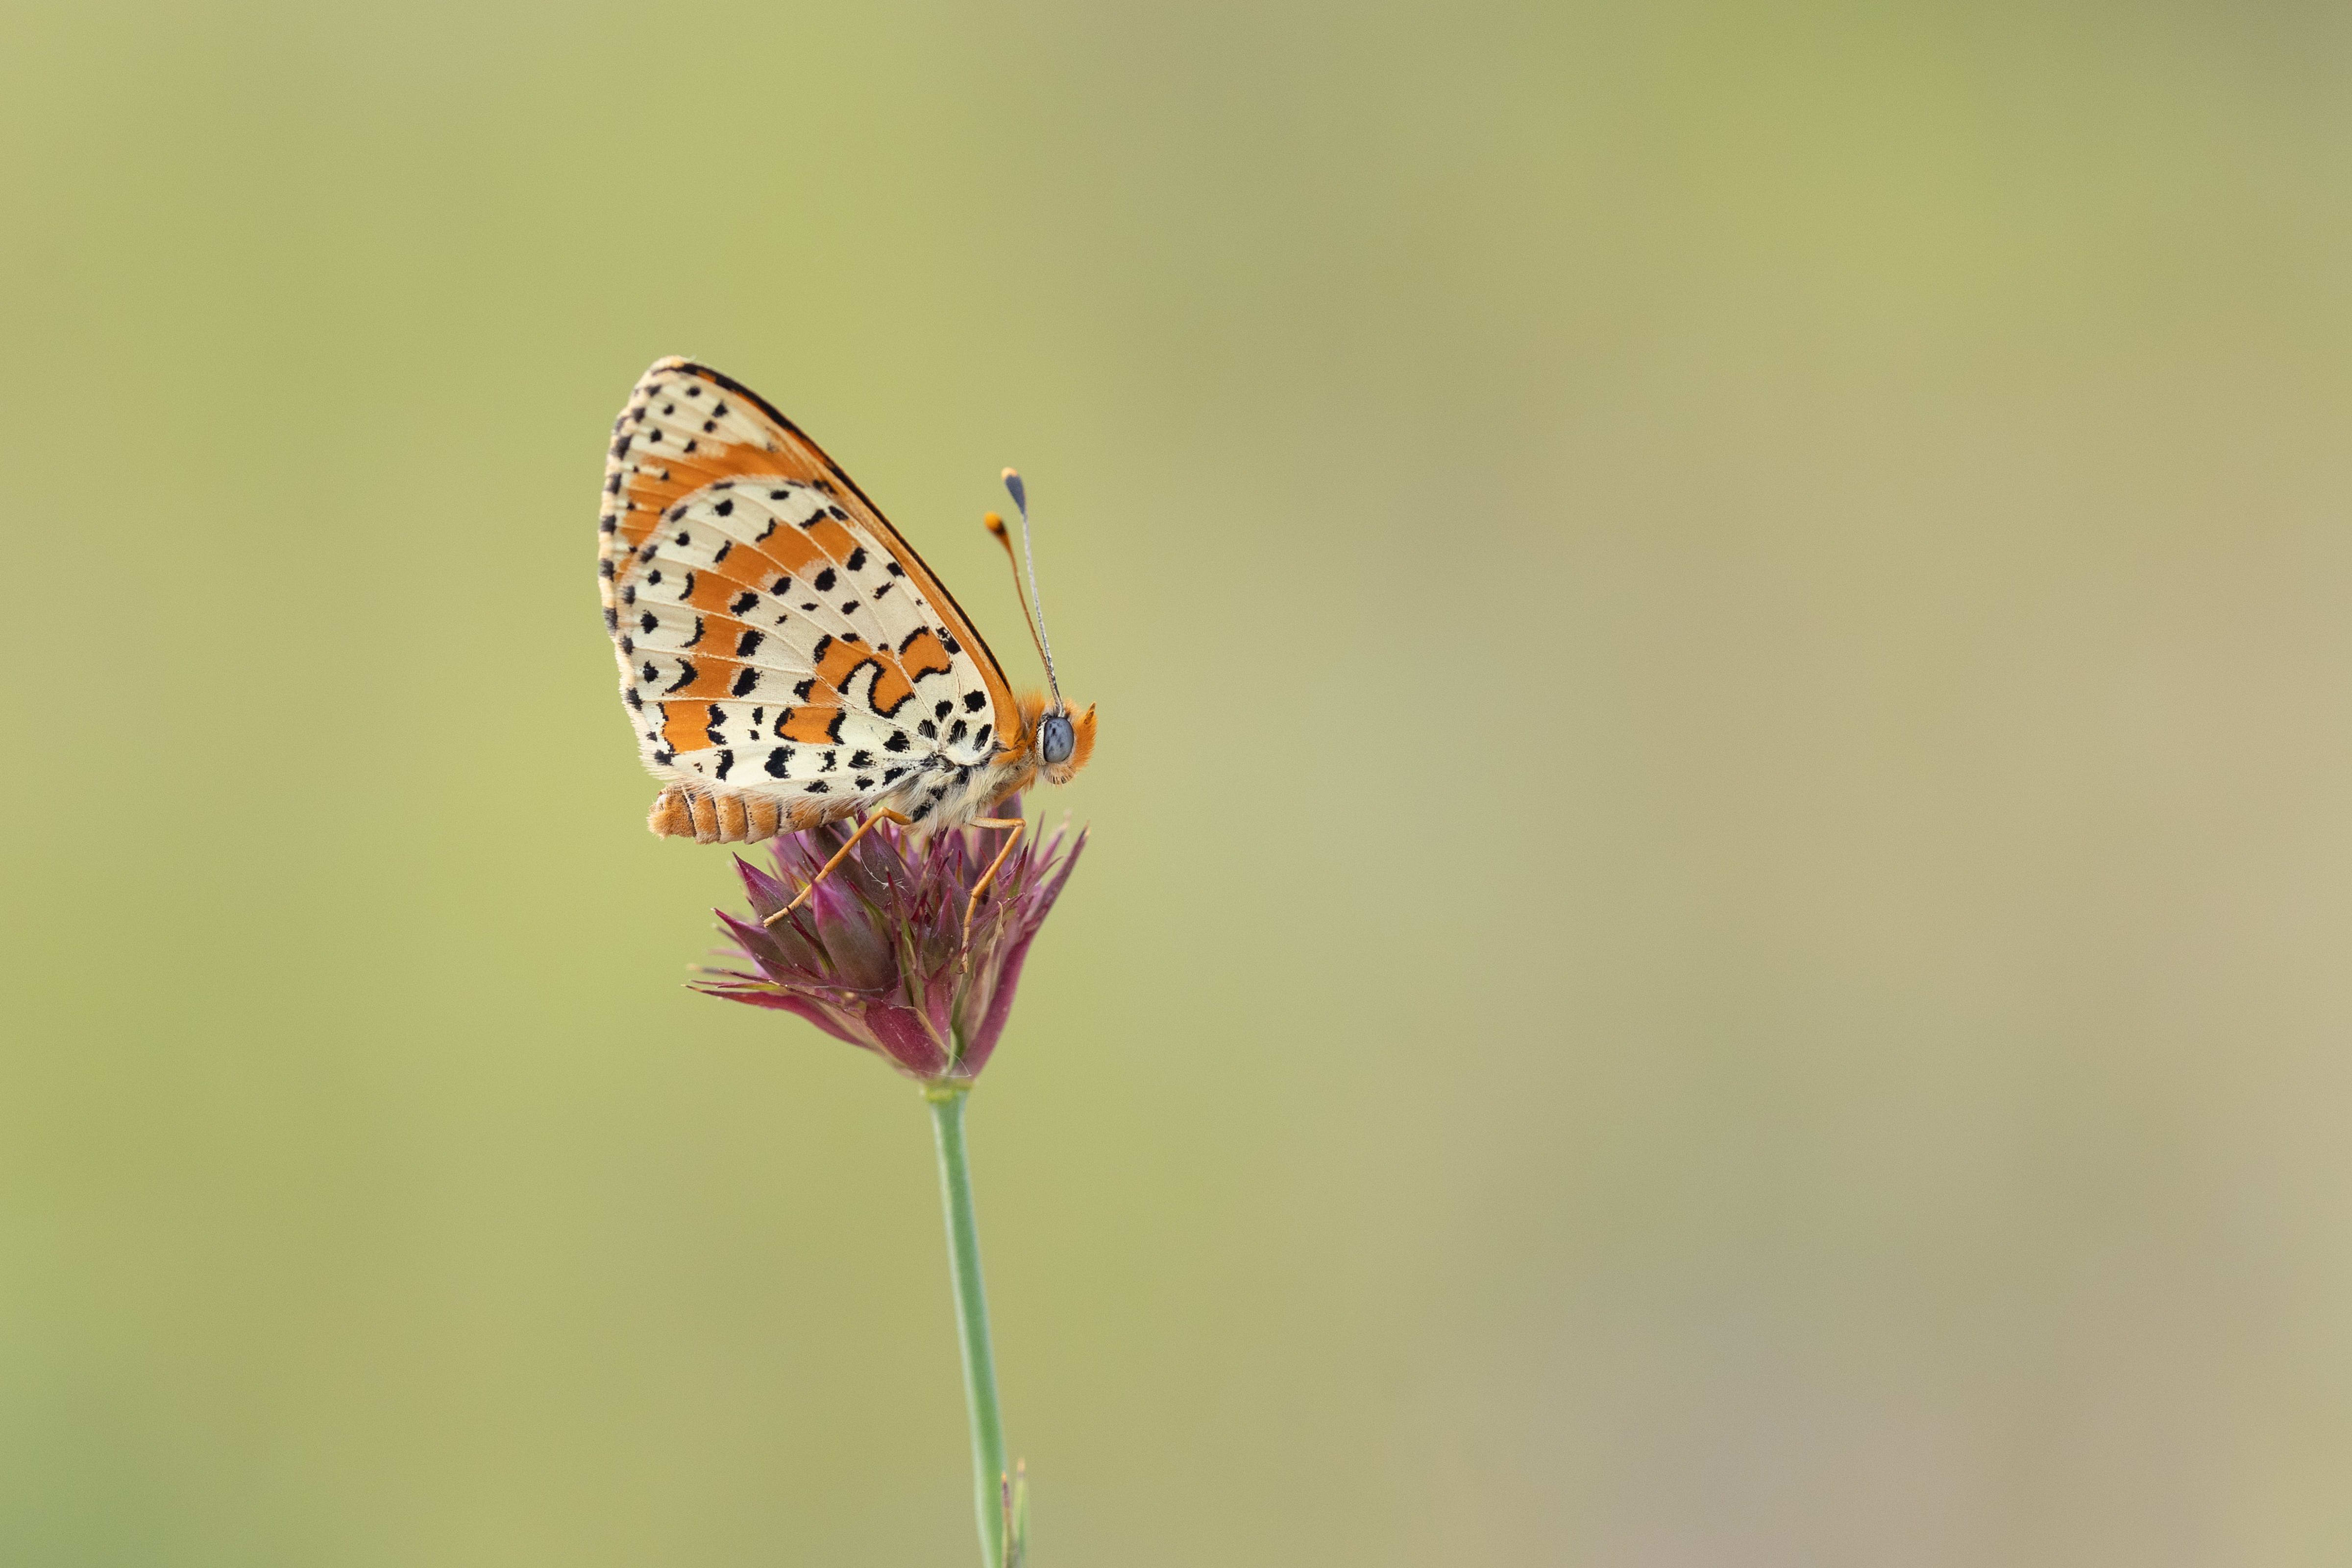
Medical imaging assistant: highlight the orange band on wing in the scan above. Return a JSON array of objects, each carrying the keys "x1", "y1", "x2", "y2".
[
  {"x1": 659, "y1": 702, "x2": 708, "y2": 753},
  {"x1": 661, "y1": 658, "x2": 745, "y2": 702},
  {"x1": 778, "y1": 704, "x2": 845, "y2": 744},
  {"x1": 680, "y1": 572, "x2": 759, "y2": 615},
  {"x1": 897, "y1": 627, "x2": 955, "y2": 681},
  {"x1": 866, "y1": 664, "x2": 916, "y2": 718}
]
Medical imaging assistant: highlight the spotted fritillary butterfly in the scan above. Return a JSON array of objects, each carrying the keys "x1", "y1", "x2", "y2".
[{"x1": 598, "y1": 358, "x2": 1095, "y2": 846}]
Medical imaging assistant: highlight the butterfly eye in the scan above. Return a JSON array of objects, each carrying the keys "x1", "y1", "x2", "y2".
[{"x1": 1040, "y1": 712, "x2": 1075, "y2": 766}]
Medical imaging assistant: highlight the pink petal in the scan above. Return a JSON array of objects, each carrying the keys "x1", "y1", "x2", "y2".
[{"x1": 861, "y1": 1001, "x2": 951, "y2": 1077}]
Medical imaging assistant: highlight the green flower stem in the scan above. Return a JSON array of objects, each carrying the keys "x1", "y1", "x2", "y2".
[{"x1": 927, "y1": 1084, "x2": 1008, "y2": 1568}]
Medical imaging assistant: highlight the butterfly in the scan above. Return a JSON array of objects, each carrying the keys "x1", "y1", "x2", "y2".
[{"x1": 597, "y1": 358, "x2": 1095, "y2": 914}]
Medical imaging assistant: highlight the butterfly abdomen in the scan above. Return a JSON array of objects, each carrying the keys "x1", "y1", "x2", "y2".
[{"x1": 648, "y1": 783, "x2": 864, "y2": 844}]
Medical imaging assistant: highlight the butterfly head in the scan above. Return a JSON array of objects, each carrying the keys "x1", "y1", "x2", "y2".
[{"x1": 1020, "y1": 693, "x2": 1097, "y2": 786}]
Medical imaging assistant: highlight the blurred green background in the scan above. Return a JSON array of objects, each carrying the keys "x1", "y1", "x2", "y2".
[{"x1": 6, "y1": 2, "x2": 2352, "y2": 1563}]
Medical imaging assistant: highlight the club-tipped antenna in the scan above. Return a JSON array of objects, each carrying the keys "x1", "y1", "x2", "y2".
[{"x1": 989, "y1": 467, "x2": 1062, "y2": 708}]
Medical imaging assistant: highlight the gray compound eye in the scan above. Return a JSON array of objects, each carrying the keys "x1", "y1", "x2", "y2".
[{"x1": 1040, "y1": 712, "x2": 1075, "y2": 766}]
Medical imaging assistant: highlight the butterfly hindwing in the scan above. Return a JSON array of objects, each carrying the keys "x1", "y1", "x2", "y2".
[{"x1": 598, "y1": 361, "x2": 1015, "y2": 838}]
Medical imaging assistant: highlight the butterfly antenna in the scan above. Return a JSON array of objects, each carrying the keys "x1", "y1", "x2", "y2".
[
  {"x1": 986, "y1": 468, "x2": 1063, "y2": 708},
  {"x1": 980, "y1": 512, "x2": 1050, "y2": 693}
]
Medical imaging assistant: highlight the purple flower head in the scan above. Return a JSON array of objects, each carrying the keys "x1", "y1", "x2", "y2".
[{"x1": 693, "y1": 800, "x2": 1086, "y2": 1083}]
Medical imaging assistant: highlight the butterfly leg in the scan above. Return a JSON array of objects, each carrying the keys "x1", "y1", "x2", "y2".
[
  {"x1": 763, "y1": 808, "x2": 914, "y2": 927},
  {"x1": 959, "y1": 817, "x2": 1027, "y2": 949}
]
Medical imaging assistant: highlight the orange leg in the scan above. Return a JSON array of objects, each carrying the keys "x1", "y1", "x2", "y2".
[
  {"x1": 961, "y1": 817, "x2": 1026, "y2": 949},
  {"x1": 763, "y1": 808, "x2": 913, "y2": 927}
]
